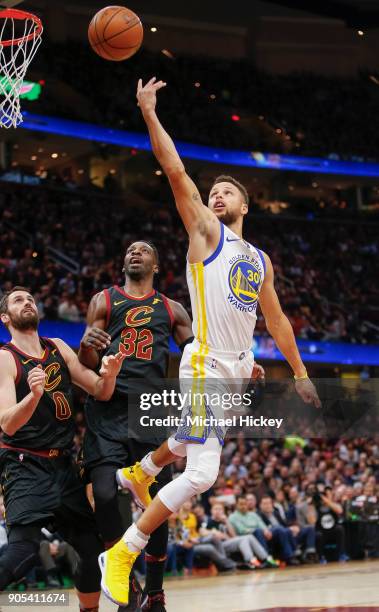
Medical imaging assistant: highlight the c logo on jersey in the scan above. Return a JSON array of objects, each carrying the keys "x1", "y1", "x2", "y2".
[
  {"x1": 228, "y1": 259, "x2": 262, "y2": 306},
  {"x1": 44, "y1": 362, "x2": 61, "y2": 392},
  {"x1": 125, "y1": 306, "x2": 154, "y2": 328}
]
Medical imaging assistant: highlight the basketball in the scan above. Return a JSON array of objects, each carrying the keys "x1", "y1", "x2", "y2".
[{"x1": 88, "y1": 5, "x2": 143, "y2": 61}]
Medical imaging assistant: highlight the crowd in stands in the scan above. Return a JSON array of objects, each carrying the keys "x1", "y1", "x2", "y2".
[
  {"x1": 125, "y1": 434, "x2": 379, "y2": 577},
  {"x1": 0, "y1": 180, "x2": 378, "y2": 344},
  {"x1": 29, "y1": 41, "x2": 379, "y2": 160}
]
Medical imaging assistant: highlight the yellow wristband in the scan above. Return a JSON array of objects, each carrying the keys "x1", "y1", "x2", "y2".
[{"x1": 294, "y1": 372, "x2": 308, "y2": 381}]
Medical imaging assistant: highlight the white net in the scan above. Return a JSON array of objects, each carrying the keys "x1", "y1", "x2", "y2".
[{"x1": 0, "y1": 10, "x2": 42, "y2": 128}]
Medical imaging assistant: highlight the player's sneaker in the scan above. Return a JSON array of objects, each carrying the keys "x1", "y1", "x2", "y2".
[
  {"x1": 99, "y1": 539, "x2": 140, "y2": 606},
  {"x1": 117, "y1": 462, "x2": 156, "y2": 509},
  {"x1": 141, "y1": 590, "x2": 167, "y2": 611}
]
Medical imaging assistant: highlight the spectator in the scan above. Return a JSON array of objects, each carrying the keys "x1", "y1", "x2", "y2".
[
  {"x1": 258, "y1": 496, "x2": 299, "y2": 565},
  {"x1": 224, "y1": 455, "x2": 249, "y2": 480},
  {"x1": 179, "y1": 502, "x2": 236, "y2": 572},
  {"x1": 305, "y1": 484, "x2": 349, "y2": 563},
  {"x1": 229, "y1": 496, "x2": 279, "y2": 564},
  {"x1": 57, "y1": 294, "x2": 80, "y2": 322},
  {"x1": 207, "y1": 502, "x2": 276, "y2": 569},
  {"x1": 166, "y1": 513, "x2": 195, "y2": 576},
  {"x1": 39, "y1": 538, "x2": 79, "y2": 587}
]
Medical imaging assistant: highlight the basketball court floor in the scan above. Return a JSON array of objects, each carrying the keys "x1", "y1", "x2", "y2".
[{"x1": 3, "y1": 560, "x2": 379, "y2": 611}]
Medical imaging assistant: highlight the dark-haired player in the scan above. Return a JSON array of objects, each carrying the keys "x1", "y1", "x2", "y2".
[
  {"x1": 99, "y1": 78, "x2": 321, "y2": 607},
  {"x1": 0, "y1": 286, "x2": 125, "y2": 612},
  {"x1": 78, "y1": 240, "x2": 193, "y2": 611}
]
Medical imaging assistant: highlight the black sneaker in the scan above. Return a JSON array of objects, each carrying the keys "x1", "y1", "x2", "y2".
[
  {"x1": 303, "y1": 551, "x2": 318, "y2": 564},
  {"x1": 286, "y1": 557, "x2": 300, "y2": 566},
  {"x1": 141, "y1": 589, "x2": 167, "y2": 612},
  {"x1": 117, "y1": 574, "x2": 143, "y2": 612}
]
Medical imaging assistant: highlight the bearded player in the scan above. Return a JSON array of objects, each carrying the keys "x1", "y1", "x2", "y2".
[
  {"x1": 0, "y1": 287, "x2": 125, "y2": 612},
  {"x1": 99, "y1": 78, "x2": 321, "y2": 607}
]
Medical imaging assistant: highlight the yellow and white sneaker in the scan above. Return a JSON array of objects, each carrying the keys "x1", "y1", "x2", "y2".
[
  {"x1": 116, "y1": 462, "x2": 156, "y2": 509},
  {"x1": 98, "y1": 539, "x2": 140, "y2": 606}
]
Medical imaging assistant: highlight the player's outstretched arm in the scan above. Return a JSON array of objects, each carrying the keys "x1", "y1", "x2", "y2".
[
  {"x1": 0, "y1": 352, "x2": 45, "y2": 436},
  {"x1": 54, "y1": 339, "x2": 125, "y2": 401},
  {"x1": 78, "y1": 291, "x2": 111, "y2": 370},
  {"x1": 137, "y1": 77, "x2": 214, "y2": 236},
  {"x1": 258, "y1": 254, "x2": 321, "y2": 408}
]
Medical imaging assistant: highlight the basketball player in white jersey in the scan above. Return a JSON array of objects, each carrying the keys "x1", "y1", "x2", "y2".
[{"x1": 99, "y1": 77, "x2": 321, "y2": 607}]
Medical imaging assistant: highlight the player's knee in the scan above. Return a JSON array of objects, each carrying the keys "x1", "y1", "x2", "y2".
[
  {"x1": 186, "y1": 451, "x2": 220, "y2": 494},
  {"x1": 91, "y1": 473, "x2": 117, "y2": 506}
]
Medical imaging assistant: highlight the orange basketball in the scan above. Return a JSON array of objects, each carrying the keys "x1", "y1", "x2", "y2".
[{"x1": 88, "y1": 5, "x2": 143, "y2": 61}]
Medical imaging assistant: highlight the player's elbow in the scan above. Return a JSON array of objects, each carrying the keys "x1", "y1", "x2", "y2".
[
  {"x1": 95, "y1": 391, "x2": 112, "y2": 402},
  {"x1": 93, "y1": 382, "x2": 113, "y2": 402},
  {"x1": 166, "y1": 165, "x2": 186, "y2": 183},
  {"x1": 0, "y1": 418, "x2": 16, "y2": 437}
]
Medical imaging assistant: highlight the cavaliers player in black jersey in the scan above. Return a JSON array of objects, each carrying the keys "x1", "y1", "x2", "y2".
[
  {"x1": 0, "y1": 286, "x2": 126, "y2": 612},
  {"x1": 78, "y1": 241, "x2": 193, "y2": 612}
]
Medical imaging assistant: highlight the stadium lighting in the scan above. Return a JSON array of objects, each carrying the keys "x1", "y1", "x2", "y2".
[
  {"x1": 150, "y1": 27, "x2": 157, "y2": 32},
  {"x1": 358, "y1": 30, "x2": 364, "y2": 36},
  {"x1": 162, "y1": 49, "x2": 174, "y2": 59}
]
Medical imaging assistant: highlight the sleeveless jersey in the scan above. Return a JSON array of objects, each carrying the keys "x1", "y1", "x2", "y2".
[
  {"x1": 187, "y1": 222, "x2": 266, "y2": 353},
  {"x1": 102, "y1": 286, "x2": 173, "y2": 394},
  {"x1": 1, "y1": 338, "x2": 75, "y2": 450}
]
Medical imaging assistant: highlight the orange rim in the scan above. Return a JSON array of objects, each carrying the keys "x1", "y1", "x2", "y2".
[{"x1": 0, "y1": 8, "x2": 42, "y2": 47}]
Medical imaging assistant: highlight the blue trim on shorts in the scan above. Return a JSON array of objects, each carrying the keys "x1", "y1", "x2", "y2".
[
  {"x1": 256, "y1": 247, "x2": 266, "y2": 274},
  {"x1": 203, "y1": 222, "x2": 224, "y2": 266},
  {"x1": 175, "y1": 434, "x2": 207, "y2": 444},
  {"x1": 175, "y1": 434, "x2": 224, "y2": 446}
]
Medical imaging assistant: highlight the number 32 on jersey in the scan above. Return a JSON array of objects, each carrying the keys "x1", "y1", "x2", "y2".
[{"x1": 119, "y1": 306, "x2": 154, "y2": 361}]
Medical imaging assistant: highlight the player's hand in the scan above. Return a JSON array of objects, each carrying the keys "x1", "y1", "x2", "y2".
[
  {"x1": 27, "y1": 365, "x2": 45, "y2": 399},
  {"x1": 295, "y1": 377, "x2": 321, "y2": 408},
  {"x1": 252, "y1": 362, "x2": 265, "y2": 380},
  {"x1": 81, "y1": 327, "x2": 111, "y2": 352},
  {"x1": 137, "y1": 77, "x2": 167, "y2": 116},
  {"x1": 99, "y1": 351, "x2": 126, "y2": 379}
]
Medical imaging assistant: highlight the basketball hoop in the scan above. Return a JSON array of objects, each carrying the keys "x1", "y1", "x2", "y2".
[{"x1": 0, "y1": 8, "x2": 43, "y2": 128}]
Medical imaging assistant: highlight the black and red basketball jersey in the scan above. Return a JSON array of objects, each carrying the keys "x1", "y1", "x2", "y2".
[
  {"x1": 1, "y1": 338, "x2": 75, "y2": 450},
  {"x1": 102, "y1": 285, "x2": 173, "y2": 394}
]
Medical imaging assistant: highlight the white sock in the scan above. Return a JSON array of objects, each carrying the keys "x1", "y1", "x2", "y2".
[
  {"x1": 141, "y1": 451, "x2": 162, "y2": 477},
  {"x1": 122, "y1": 523, "x2": 149, "y2": 552}
]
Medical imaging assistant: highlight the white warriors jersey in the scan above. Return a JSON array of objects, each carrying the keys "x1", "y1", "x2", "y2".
[{"x1": 186, "y1": 221, "x2": 266, "y2": 354}]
